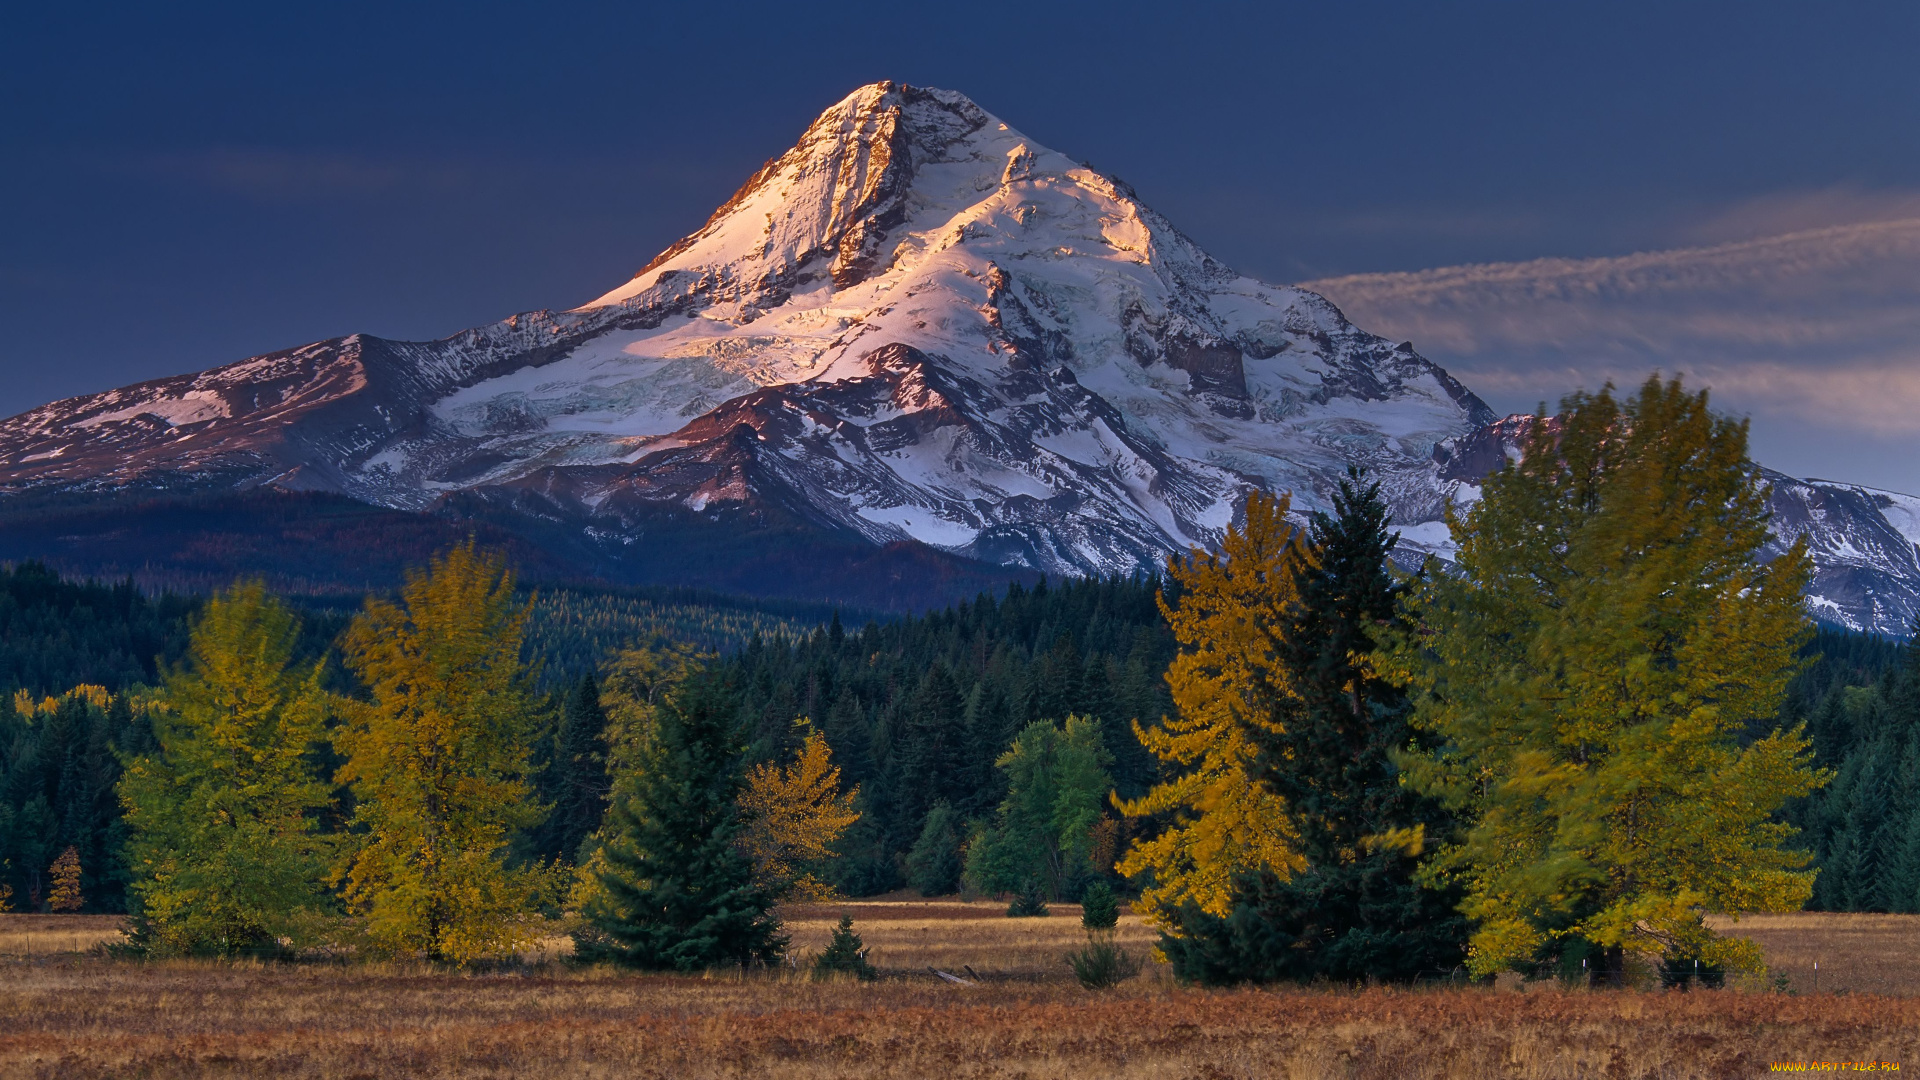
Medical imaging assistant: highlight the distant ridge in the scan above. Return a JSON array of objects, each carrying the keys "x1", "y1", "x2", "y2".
[{"x1": 2, "y1": 82, "x2": 1916, "y2": 631}]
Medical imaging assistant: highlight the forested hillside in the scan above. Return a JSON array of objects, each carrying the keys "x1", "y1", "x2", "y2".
[
  {"x1": 0, "y1": 563, "x2": 197, "y2": 698},
  {"x1": 3, "y1": 549, "x2": 1919, "y2": 919},
  {"x1": 525, "y1": 586, "x2": 842, "y2": 690},
  {"x1": 0, "y1": 563, "x2": 839, "y2": 912},
  {"x1": 713, "y1": 575, "x2": 1175, "y2": 896},
  {"x1": 1779, "y1": 628, "x2": 1920, "y2": 912}
]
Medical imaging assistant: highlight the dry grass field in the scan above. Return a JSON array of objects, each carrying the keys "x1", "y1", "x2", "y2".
[
  {"x1": 1707, "y1": 912, "x2": 1920, "y2": 995},
  {"x1": 779, "y1": 898, "x2": 1166, "y2": 978},
  {"x1": 0, "y1": 905, "x2": 1916, "y2": 1078},
  {"x1": 0, "y1": 915, "x2": 126, "y2": 958}
]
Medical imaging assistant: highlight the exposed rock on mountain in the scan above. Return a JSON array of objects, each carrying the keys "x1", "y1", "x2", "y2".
[{"x1": 2, "y1": 81, "x2": 1915, "y2": 629}]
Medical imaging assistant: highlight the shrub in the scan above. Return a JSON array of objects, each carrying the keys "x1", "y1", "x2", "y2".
[{"x1": 1067, "y1": 936, "x2": 1140, "y2": 989}]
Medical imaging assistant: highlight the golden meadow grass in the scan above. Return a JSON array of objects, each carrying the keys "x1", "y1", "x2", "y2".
[{"x1": 2, "y1": 905, "x2": 1919, "y2": 1078}]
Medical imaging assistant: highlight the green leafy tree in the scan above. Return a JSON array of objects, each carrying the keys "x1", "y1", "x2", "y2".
[
  {"x1": 906, "y1": 801, "x2": 964, "y2": 896},
  {"x1": 333, "y1": 543, "x2": 550, "y2": 963},
  {"x1": 1389, "y1": 377, "x2": 1823, "y2": 980},
  {"x1": 577, "y1": 670, "x2": 786, "y2": 969},
  {"x1": 118, "y1": 583, "x2": 333, "y2": 953},
  {"x1": 1162, "y1": 472, "x2": 1468, "y2": 984},
  {"x1": 965, "y1": 715, "x2": 1114, "y2": 900}
]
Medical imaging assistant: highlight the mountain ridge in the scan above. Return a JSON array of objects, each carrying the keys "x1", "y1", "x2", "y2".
[{"x1": 4, "y1": 81, "x2": 1917, "y2": 631}]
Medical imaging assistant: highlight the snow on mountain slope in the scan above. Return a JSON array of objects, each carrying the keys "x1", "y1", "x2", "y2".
[
  {"x1": 0, "y1": 82, "x2": 1490, "y2": 576},
  {"x1": 0, "y1": 81, "x2": 1914, "y2": 631}
]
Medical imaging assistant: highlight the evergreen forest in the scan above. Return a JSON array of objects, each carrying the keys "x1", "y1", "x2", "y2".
[{"x1": 3, "y1": 378, "x2": 1920, "y2": 984}]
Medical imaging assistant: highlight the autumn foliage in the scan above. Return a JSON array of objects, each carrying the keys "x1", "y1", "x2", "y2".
[
  {"x1": 1115, "y1": 491, "x2": 1307, "y2": 927},
  {"x1": 737, "y1": 728, "x2": 860, "y2": 900},
  {"x1": 332, "y1": 543, "x2": 552, "y2": 963},
  {"x1": 1391, "y1": 377, "x2": 1822, "y2": 978},
  {"x1": 46, "y1": 846, "x2": 82, "y2": 913}
]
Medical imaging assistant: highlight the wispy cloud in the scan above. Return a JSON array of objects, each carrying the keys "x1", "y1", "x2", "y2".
[
  {"x1": 1684, "y1": 186, "x2": 1920, "y2": 246},
  {"x1": 1302, "y1": 217, "x2": 1920, "y2": 436}
]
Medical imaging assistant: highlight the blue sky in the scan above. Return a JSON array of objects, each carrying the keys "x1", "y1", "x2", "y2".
[{"x1": 7, "y1": 1, "x2": 1920, "y2": 486}]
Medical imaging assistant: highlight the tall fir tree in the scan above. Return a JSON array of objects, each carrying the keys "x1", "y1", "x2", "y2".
[
  {"x1": 531, "y1": 675, "x2": 611, "y2": 863},
  {"x1": 906, "y1": 800, "x2": 965, "y2": 896},
  {"x1": 898, "y1": 662, "x2": 966, "y2": 831},
  {"x1": 1160, "y1": 472, "x2": 1468, "y2": 984},
  {"x1": 578, "y1": 670, "x2": 786, "y2": 969},
  {"x1": 1389, "y1": 377, "x2": 1823, "y2": 980},
  {"x1": 333, "y1": 543, "x2": 551, "y2": 963},
  {"x1": 118, "y1": 583, "x2": 333, "y2": 954}
]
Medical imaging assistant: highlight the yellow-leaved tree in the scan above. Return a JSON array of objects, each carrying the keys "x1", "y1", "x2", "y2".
[
  {"x1": 736, "y1": 726, "x2": 860, "y2": 899},
  {"x1": 1389, "y1": 376, "x2": 1823, "y2": 981},
  {"x1": 47, "y1": 846, "x2": 83, "y2": 912},
  {"x1": 333, "y1": 543, "x2": 551, "y2": 962},
  {"x1": 1115, "y1": 491, "x2": 1309, "y2": 929},
  {"x1": 119, "y1": 582, "x2": 333, "y2": 954}
]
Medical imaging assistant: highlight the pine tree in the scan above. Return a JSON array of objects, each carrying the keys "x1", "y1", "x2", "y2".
[
  {"x1": 1080, "y1": 880, "x2": 1119, "y2": 929},
  {"x1": 1390, "y1": 377, "x2": 1823, "y2": 980},
  {"x1": 1161, "y1": 471, "x2": 1469, "y2": 984},
  {"x1": 812, "y1": 914, "x2": 875, "y2": 980},
  {"x1": 905, "y1": 801, "x2": 963, "y2": 896},
  {"x1": 898, "y1": 663, "x2": 966, "y2": 830},
  {"x1": 1115, "y1": 492, "x2": 1308, "y2": 927},
  {"x1": 47, "y1": 845, "x2": 82, "y2": 912},
  {"x1": 532, "y1": 675, "x2": 611, "y2": 863},
  {"x1": 1066, "y1": 878, "x2": 1139, "y2": 987},
  {"x1": 333, "y1": 543, "x2": 551, "y2": 963},
  {"x1": 579, "y1": 671, "x2": 786, "y2": 970},
  {"x1": 118, "y1": 583, "x2": 333, "y2": 954}
]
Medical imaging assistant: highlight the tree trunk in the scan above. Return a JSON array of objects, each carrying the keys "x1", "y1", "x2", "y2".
[{"x1": 1590, "y1": 944, "x2": 1627, "y2": 988}]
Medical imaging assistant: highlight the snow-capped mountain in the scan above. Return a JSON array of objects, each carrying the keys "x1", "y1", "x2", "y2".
[{"x1": 2, "y1": 81, "x2": 1916, "y2": 631}]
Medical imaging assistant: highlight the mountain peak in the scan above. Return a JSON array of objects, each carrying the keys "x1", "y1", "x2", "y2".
[
  {"x1": 582, "y1": 81, "x2": 1021, "y2": 310},
  {"x1": 72, "y1": 83, "x2": 1917, "y2": 623}
]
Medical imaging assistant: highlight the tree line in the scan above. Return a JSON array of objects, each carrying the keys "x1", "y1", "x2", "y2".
[{"x1": 1, "y1": 375, "x2": 1916, "y2": 984}]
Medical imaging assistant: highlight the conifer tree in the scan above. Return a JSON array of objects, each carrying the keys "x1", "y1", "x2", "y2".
[
  {"x1": 578, "y1": 670, "x2": 786, "y2": 969},
  {"x1": 333, "y1": 543, "x2": 550, "y2": 963},
  {"x1": 813, "y1": 914, "x2": 875, "y2": 980},
  {"x1": 906, "y1": 801, "x2": 964, "y2": 896},
  {"x1": 1390, "y1": 377, "x2": 1822, "y2": 980},
  {"x1": 1115, "y1": 493, "x2": 1308, "y2": 927},
  {"x1": 118, "y1": 583, "x2": 332, "y2": 953},
  {"x1": 1161, "y1": 471, "x2": 1469, "y2": 983},
  {"x1": 899, "y1": 662, "x2": 966, "y2": 830},
  {"x1": 532, "y1": 675, "x2": 611, "y2": 863}
]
